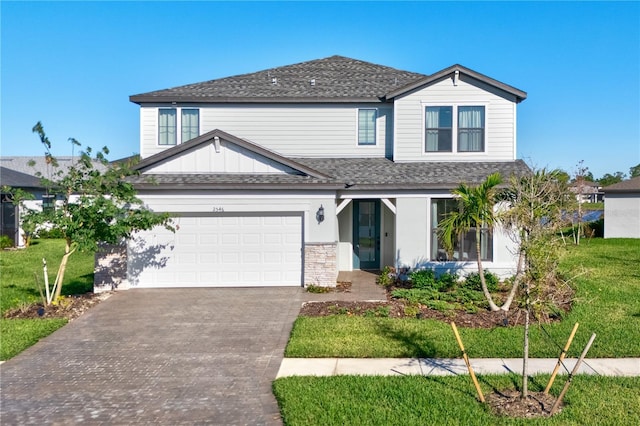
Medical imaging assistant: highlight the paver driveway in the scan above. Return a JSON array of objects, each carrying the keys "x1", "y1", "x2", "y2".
[{"x1": 1, "y1": 287, "x2": 304, "y2": 425}]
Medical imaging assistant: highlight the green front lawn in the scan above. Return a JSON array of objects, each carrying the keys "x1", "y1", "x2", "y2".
[
  {"x1": 286, "y1": 239, "x2": 640, "y2": 358},
  {"x1": 0, "y1": 239, "x2": 95, "y2": 360},
  {"x1": 274, "y1": 375, "x2": 640, "y2": 425}
]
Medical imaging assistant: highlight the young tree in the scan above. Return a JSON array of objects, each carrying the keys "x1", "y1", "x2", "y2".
[
  {"x1": 438, "y1": 172, "x2": 504, "y2": 311},
  {"x1": 25, "y1": 122, "x2": 173, "y2": 304},
  {"x1": 500, "y1": 168, "x2": 571, "y2": 398},
  {"x1": 571, "y1": 161, "x2": 591, "y2": 245}
]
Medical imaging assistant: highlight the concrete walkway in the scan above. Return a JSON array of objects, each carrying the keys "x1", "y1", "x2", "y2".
[{"x1": 277, "y1": 357, "x2": 640, "y2": 378}]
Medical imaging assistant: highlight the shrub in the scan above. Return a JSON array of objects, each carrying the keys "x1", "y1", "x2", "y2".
[
  {"x1": 408, "y1": 269, "x2": 436, "y2": 289},
  {"x1": 306, "y1": 285, "x2": 331, "y2": 294},
  {"x1": 377, "y1": 266, "x2": 396, "y2": 287},
  {"x1": 0, "y1": 235, "x2": 14, "y2": 249},
  {"x1": 36, "y1": 227, "x2": 65, "y2": 239},
  {"x1": 464, "y1": 270, "x2": 500, "y2": 292},
  {"x1": 434, "y1": 272, "x2": 458, "y2": 292}
]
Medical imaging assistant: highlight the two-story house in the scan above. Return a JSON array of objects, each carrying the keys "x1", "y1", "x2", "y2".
[{"x1": 109, "y1": 55, "x2": 528, "y2": 290}]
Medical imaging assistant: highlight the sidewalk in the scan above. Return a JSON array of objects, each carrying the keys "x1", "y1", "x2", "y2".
[{"x1": 277, "y1": 357, "x2": 640, "y2": 378}]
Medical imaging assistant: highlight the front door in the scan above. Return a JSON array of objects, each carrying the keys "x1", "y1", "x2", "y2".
[{"x1": 353, "y1": 200, "x2": 380, "y2": 270}]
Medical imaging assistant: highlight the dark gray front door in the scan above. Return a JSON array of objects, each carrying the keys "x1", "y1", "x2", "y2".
[{"x1": 353, "y1": 200, "x2": 380, "y2": 270}]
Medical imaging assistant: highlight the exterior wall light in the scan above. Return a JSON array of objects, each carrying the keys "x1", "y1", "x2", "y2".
[{"x1": 316, "y1": 205, "x2": 325, "y2": 223}]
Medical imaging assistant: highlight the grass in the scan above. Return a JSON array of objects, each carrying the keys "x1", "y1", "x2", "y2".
[
  {"x1": 0, "y1": 239, "x2": 95, "y2": 360},
  {"x1": 273, "y1": 375, "x2": 640, "y2": 425},
  {"x1": 285, "y1": 239, "x2": 640, "y2": 358}
]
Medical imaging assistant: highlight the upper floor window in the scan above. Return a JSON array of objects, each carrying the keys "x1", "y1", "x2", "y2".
[
  {"x1": 458, "y1": 106, "x2": 485, "y2": 152},
  {"x1": 358, "y1": 109, "x2": 377, "y2": 145},
  {"x1": 425, "y1": 106, "x2": 452, "y2": 152},
  {"x1": 181, "y1": 109, "x2": 199, "y2": 142},
  {"x1": 425, "y1": 105, "x2": 485, "y2": 153},
  {"x1": 159, "y1": 109, "x2": 177, "y2": 146},
  {"x1": 158, "y1": 108, "x2": 200, "y2": 146}
]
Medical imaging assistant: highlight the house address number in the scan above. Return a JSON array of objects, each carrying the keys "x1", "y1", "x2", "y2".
[{"x1": 212, "y1": 207, "x2": 225, "y2": 212}]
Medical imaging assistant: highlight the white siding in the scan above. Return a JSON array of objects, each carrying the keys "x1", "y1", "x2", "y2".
[
  {"x1": 394, "y1": 75, "x2": 518, "y2": 162},
  {"x1": 139, "y1": 104, "x2": 393, "y2": 159},
  {"x1": 394, "y1": 194, "x2": 518, "y2": 278},
  {"x1": 145, "y1": 140, "x2": 297, "y2": 174},
  {"x1": 604, "y1": 194, "x2": 640, "y2": 238}
]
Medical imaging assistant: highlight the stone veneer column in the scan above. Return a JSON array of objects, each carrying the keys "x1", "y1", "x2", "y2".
[
  {"x1": 94, "y1": 243, "x2": 129, "y2": 293},
  {"x1": 304, "y1": 242, "x2": 338, "y2": 287}
]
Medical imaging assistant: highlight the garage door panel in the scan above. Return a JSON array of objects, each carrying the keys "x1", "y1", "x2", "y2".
[{"x1": 129, "y1": 214, "x2": 302, "y2": 288}]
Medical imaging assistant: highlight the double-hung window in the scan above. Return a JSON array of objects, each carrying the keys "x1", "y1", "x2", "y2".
[
  {"x1": 458, "y1": 106, "x2": 485, "y2": 152},
  {"x1": 158, "y1": 108, "x2": 199, "y2": 146},
  {"x1": 358, "y1": 109, "x2": 377, "y2": 145},
  {"x1": 158, "y1": 109, "x2": 177, "y2": 146},
  {"x1": 425, "y1": 105, "x2": 485, "y2": 153},
  {"x1": 425, "y1": 106, "x2": 453, "y2": 152},
  {"x1": 430, "y1": 198, "x2": 493, "y2": 262},
  {"x1": 181, "y1": 109, "x2": 199, "y2": 142}
]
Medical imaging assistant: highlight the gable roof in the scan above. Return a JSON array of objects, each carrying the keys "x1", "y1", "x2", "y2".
[
  {"x1": 0, "y1": 166, "x2": 43, "y2": 189},
  {"x1": 134, "y1": 129, "x2": 332, "y2": 180},
  {"x1": 385, "y1": 64, "x2": 527, "y2": 102},
  {"x1": 130, "y1": 56, "x2": 527, "y2": 105},
  {"x1": 602, "y1": 176, "x2": 640, "y2": 193}
]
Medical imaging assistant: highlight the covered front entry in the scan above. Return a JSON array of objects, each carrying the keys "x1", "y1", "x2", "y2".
[
  {"x1": 128, "y1": 212, "x2": 303, "y2": 288},
  {"x1": 352, "y1": 199, "x2": 381, "y2": 269}
]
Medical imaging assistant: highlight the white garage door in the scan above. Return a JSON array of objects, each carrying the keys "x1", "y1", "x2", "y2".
[{"x1": 128, "y1": 213, "x2": 303, "y2": 287}]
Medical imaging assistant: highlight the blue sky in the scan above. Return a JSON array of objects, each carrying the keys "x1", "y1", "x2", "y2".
[{"x1": 1, "y1": 1, "x2": 639, "y2": 179}]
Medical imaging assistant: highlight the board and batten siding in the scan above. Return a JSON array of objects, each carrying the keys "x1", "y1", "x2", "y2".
[
  {"x1": 140, "y1": 104, "x2": 393, "y2": 159},
  {"x1": 393, "y1": 75, "x2": 518, "y2": 162},
  {"x1": 144, "y1": 140, "x2": 298, "y2": 174}
]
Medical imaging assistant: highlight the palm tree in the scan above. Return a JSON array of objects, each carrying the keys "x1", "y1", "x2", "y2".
[{"x1": 438, "y1": 172, "x2": 503, "y2": 311}]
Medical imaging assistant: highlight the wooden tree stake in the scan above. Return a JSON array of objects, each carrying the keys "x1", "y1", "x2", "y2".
[
  {"x1": 544, "y1": 322, "x2": 579, "y2": 394},
  {"x1": 550, "y1": 333, "x2": 596, "y2": 415},
  {"x1": 451, "y1": 321, "x2": 485, "y2": 403}
]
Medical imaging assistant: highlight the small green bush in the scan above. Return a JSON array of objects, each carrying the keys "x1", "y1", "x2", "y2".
[
  {"x1": 408, "y1": 269, "x2": 436, "y2": 289},
  {"x1": 464, "y1": 270, "x2": 500, "y2": 292},
  {"x1": 434, "y1": 272, "x2": 458, "y2": 292},
  {"x1": 377, "y1": 266, "x2": 396, "y2": 287},
  {"x1": 306, "y1": 284, "x2": 332, "y2": 294},
  {"x1": 37, "y1": 227, "x2": 65, "y2": 239},
  {"x1": 0, "y1": 235, "x2": 14, "y2": 249}
]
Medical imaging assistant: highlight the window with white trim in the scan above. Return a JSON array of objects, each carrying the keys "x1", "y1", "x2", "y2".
[
  {"x1": 358, "y1": 109, "x2": 377, "y2": 145},
  {"x1": 424, "y1": 105, "x2": 485, "y2": 153},
  {"x1": 158, "y1": 109, "x2": 177, "y2": 146},
  {"x1": 158, "y1": 108, "x2": 200, "y2": 146},
  {"x1": 431, "y1": 198, "x2": 492, "y2": 262}
]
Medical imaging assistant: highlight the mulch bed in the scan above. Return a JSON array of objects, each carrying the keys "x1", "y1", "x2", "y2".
[
  {"x1": 3, "y1": 292, "x2": 111, "y2": 321},
  {"x1": 487, "y1": 390, "x2": 560, "y2": 418}
]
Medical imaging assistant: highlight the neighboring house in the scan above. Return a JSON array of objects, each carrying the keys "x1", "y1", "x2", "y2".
[
  {"x1": 603, "y1": 176, "x2": 640, "y2": 238},
  {"x1": 0, "y1": 166, "x2": 45, "y2": 246},
  {"x1": 569, "y1": 180, "x2": 603, "y2": 203},
  {"x1": 0, "y1": 157, "x2": 106, "y2": 246},
  {"x1": 100, "y1": 55, "x2": 530, "y2": 290}
]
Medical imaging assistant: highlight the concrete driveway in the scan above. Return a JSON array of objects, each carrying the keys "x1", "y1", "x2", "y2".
[{"x1": 0, "y1": 288, "x2": 304, "y2": 425}]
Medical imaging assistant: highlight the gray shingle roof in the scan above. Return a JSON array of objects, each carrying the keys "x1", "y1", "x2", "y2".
[
  {"x1": 130, "y1": 55, "x2": 427, "y2": 103},
  {"x1": 0, "y1": 166, "x2": 43, "y2": 188},
  {"x1": 0, "y1": 156, "x2": 108, "y2": 178},
  {"x1": 130, "y1": 158, "x2": 530, "y2": 191},
  {"x1": 602, "y1": 176, "x2": 640, "y2": 193}
]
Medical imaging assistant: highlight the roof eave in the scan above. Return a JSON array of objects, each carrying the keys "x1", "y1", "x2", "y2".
[
  {"x1": 130, "y1": 95, "x2": 387, "y2": 105},
  {"x1": 133, "y1": 182, "x2": 345, "y2": 191}
]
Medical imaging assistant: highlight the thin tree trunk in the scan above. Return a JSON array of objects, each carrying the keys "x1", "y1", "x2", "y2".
[
  {"x1": 522, "y1": 282, "x2": 530, "y2": 399},
  {"x1": 53, "y1": 238, "x2": 75, "y2": 303},
  {"x1": 500, "y1": 248, "x2": 525, "y2": 312},
  {"x1": 476, "y1": 228, "x2": 499, "y2": 311}
]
